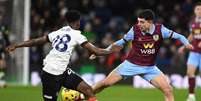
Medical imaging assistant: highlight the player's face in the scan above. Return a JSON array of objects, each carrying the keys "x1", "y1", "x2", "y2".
[
  {"x1": 194, "y1": 5, "x2": 201, "y2": 18},
  {"x1": 137, "y1": 18, "x2": 152, "y2": 32},
  {"x1": 74, "y1": 20, "x2": 80, "y2": 29}
]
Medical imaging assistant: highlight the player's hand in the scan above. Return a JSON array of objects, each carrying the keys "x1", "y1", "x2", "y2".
[
  {"x1": 5, "y1": 44, "x2": 17, "y2": 53},
  {"x1": 185, "y1": 44, "x2": 194, "y2": 50},
  {"x1": 89, "y1": 54, "x2": 96, "y2": 60},
  {"x1": 178, "y1": 46, "x2": 185, "y2": 54}
]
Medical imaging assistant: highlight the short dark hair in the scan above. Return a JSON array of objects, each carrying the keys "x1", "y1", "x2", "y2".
[
  {"x1": 138, "y1": 9, "x2": 155, "y2": 21},
  {"x1": 194, "y1": 2, "x2": 201, "y2": 8},
  {"x1": 65, "y1": 10, "x2": 81, "y2": 23}
]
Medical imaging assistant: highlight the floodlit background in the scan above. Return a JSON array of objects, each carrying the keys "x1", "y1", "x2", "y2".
[{"x1": 0, "y1": 0, "x2": 200, "y2": 101}]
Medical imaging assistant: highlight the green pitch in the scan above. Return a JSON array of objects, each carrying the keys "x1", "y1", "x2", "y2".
[{"x1": 0, "y1": 85, "x2": 200, "y2": 101}]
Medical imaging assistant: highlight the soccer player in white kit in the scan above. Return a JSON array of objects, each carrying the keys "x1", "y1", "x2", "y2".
[{"x1": 6, "y1": 10, "x2": 111, "y2": 101}]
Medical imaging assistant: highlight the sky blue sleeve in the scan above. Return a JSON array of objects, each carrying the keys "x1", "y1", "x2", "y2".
[
  {"x1": 161, "y1": 25, "x2": 189, "y2": 45},
  {"x1": 161, "y1": 25, "x2": 174, "y2": 38},
  {"x1": 123, "y1": 27, "x2": 134, "y2": 41},
  {"x1": 114, "y1": 27, "x2": 134, "y2": 46},
  {"x1": 114, "y1": 39, "x2": 126, "y2": 46}
]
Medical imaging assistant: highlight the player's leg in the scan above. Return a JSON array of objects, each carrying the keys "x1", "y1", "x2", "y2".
[
  {"x1": 77, "y1": 81, "x2": 98, "y2": 101},
  {"x1": 92, "y1": 60, "x2": 136, "y2": 94},
  {"x1": 186, "y1": 52, "x2": 199, "y2": 101},
  {"x1": 62, "y1": 68, "x2": 97, "y2": 101},
  {"x1": 92, "y1": 70, "x2": 122, "y2": 94},
  {"x1": 93, "y1": 60, "x2": 149, "y2": 94},
  {"x1": 150, "y1": 74, "x2": 174, "y2": 101},
  {"x1": 41, "y1": 70, "x2": 62, "y2": 101},
  {"x1": 187, "y1": 64, "x2": 197, "y2": 100},
  {"x1": 142, "y1": 66, "x2": 174, "y2": 101}
]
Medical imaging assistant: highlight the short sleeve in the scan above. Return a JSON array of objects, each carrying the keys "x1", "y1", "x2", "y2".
[
  {"x1": 48, "y1": 31, "x2": 56, "y2": 42},
  {"x1": 123, "y1": 27, "x2": 134, "y2": 41},
  {"x1": 76, "y1": 33, "x2": 88, "y2": 45},
  {"x1": 161, "y1": 25, "x2": 173, "y2": 39}
]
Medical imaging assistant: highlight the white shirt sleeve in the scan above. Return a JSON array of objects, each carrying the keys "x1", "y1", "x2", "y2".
[
  {"x1": 76, "y1": 33, "x2": 88, "y2": 45},
  {"x1": 48, "y1": 31, "x2": 56, "y2": 42}
]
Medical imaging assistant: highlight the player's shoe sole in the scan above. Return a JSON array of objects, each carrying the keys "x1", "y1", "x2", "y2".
[{"x1": 186, "y1": 95, "x2": 196, "y2": 101}]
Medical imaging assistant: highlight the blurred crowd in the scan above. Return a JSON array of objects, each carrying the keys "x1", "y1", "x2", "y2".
[{"x1": 0, "y1": 0, "x2": 199, "y2": 77}]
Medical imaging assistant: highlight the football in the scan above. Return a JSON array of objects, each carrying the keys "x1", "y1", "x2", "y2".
[{"x1": 61, "y1": 88, "x2": 84, "y2": 101}]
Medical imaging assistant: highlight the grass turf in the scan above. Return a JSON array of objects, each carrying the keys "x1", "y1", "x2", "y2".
[{"x1": 0, "y1": 85, "x2": 200, "y2": 101}]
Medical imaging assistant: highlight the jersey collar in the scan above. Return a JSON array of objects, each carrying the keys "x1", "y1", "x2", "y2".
[{"x1": 142, "y1": 24, "x2": 155, "y2": 35}]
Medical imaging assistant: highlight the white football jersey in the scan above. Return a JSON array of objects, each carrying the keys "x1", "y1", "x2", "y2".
[{"x1": 43, "y1": 26, "x2": 87, "y2": 75}]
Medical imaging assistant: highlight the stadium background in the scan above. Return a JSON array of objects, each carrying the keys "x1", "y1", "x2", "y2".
[{"x1": 0, "y1": 0, "x2": 201, "y2": 101}]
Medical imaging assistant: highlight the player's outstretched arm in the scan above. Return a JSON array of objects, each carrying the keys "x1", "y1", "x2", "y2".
[
  {"x1": 88, "y1": 39, "x2": 127, "y2": 59},
  {"x1": 171, "y1": 33, "x2": 194, "y2": 50},
  {"x1": 82, "y1": 42, "x2": 112, "y2": 56},
  {"x1": 89, "y1": 26, "x2": 132, "y2": 59},
  {"x1": 162, "y1": 26, "x2": 194, "y2": 50},
  {"x1": 6, "y1": 35, "x2": 49, "y2": 53},
  {"x1": 169, "y1": 32, "x2": 194, "y2": 52},
  {"x1": 178, "y1": 34, "x2": 193, "y2": 54},
  {"x1": 89, "y1": 43, "x2": 124, "y2": 59}
]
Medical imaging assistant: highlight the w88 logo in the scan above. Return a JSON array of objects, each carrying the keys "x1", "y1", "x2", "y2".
[{"x1": 52, "y1": 34, "x2": 71, "y2": 52}]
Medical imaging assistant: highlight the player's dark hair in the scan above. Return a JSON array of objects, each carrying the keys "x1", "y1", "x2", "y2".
[
  {"x1": 65, "y1": 10, "x2": 81, "y2": 23},
  {"x1": 138, "y1": 9, "x2": 155, "y2": 21},
  {"x1": 194, "y1": 2, "x2": 201, "y2": 8}
]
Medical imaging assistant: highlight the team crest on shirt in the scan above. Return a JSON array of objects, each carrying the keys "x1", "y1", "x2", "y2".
[
  {"x1": 153, "y1": 35, "x2": 159, "y2": 41},
  {"x1": 194, "y1": 29, "x2": 201, "y2": 34}
]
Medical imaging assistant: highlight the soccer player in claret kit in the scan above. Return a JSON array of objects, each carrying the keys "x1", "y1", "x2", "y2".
[
  {"x1": 6, "y1": 10, "x2": 112, "y2": 101},
  {"x1": 178, "y1": 2, "x2": 201, "y2": 101},
  {"x1": 90, "y1": 9, "x2": 194, "y2": 101}
]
